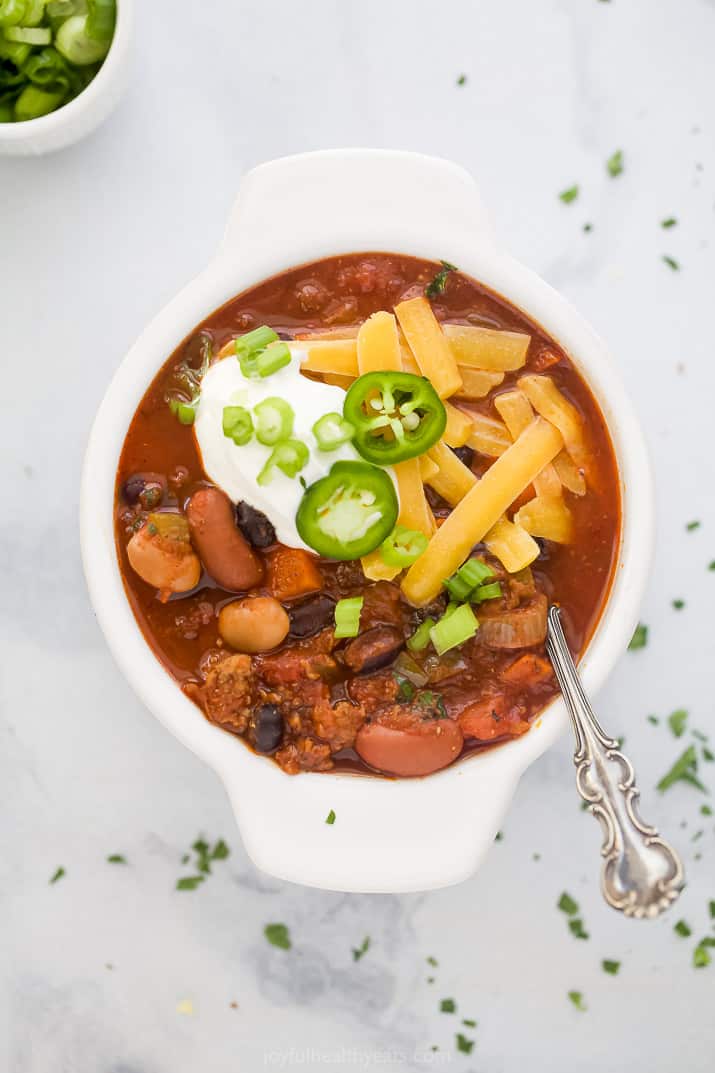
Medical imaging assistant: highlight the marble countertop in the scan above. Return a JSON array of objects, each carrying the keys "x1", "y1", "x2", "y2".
[{"x1": 2, "y1": 0, "x2": 714, "y2": 1069}]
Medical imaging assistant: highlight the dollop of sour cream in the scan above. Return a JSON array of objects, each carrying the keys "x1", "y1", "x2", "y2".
[{"x1": 194, "y1": 348, "x2": 398, "y2": 551}]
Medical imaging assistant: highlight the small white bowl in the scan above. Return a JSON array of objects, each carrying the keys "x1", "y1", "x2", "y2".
[
  {"x1": 0, "y1": 0, "x2": 132, "y2": 156},
  {"x1": 81, "y1": 150, "x2": 654, "y2": 893}
]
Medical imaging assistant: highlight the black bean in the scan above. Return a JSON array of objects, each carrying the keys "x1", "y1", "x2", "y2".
[
  {"x1": 343, "y1": 627, "x2": 405, "y2": 674},
  {"x1": 289, "y1": 595, "x2": 336, "y2": 639},
  {"x1": 123, "y1": 473, "x2": 166, "y2": 509},
  {"x1": 253, "y1": 704, "x2": 283, "y2": 754},
  {"x1": 451, "y1": 445, "x2": 475, "y2": 468},
  {"x1": 235, "y1": 501, "x2": 276, "y2": 548}
]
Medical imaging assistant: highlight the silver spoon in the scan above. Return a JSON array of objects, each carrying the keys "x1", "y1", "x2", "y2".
[{"x1": 546, "y1": 605, "x2": 684, "y2": 918}]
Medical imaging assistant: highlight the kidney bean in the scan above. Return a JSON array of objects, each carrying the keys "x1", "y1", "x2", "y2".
[
  {"x1": 342, "y1": 627, "x2": 404, "y2": 674},
  {"x1": 186, "y1": 487, "x2": 264, "y2": 591},
  {"x1": 288, "y1": 595, "x2": 336, "y2": 639},
  {"x1": 235, "y1": 501, "x2": 276, "y2": 548},
  {"x1": 355, "y1": 716, "x2": 463, "y2": 777},
  {"x1": 253, "y1": 704, "x2": 283, "y2": 754}
]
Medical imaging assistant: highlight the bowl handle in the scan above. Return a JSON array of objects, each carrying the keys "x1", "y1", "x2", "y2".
[{"x1": 217, "y1": 149, "x2": 495, "y2": 270}]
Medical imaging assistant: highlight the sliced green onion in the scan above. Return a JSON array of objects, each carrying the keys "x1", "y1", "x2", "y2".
[
  {"x1": 429, "y1": 604, "x2": 479, "y2": 656},
  {"x1": 55, "y1": 13, "x2": 111, "y2": 63},
  {"x1": 334, "y1": 596, "x2": 363, "y2": 639},
  {"x1": 14, "y1": 83, "x2": 64, "y2": 119},
  {"x1": 4, "y1": 25, "x2": 51, "y2": 43},
  {"x1": 85, "y1": 0, "x2": 115, "y2": 42},
  {"x1": 46, "y1": 0, "x2": 76, "y2": 17},
  {"x1": 253, "y1": 397, "x2": 294, "y2": 445},
  {"x1": 222, "y1": 405, "x2": 253, "y2": 445},
  {"x1": 256, "y1": 439, "x2": 309, "y2": 485},
  {"x1": 235, "y1": 325, "x2": 278, "y2": 357},
  {"x1": 313, "y1": 411, "x2": 354, "y2": 451},
  {"x1": 168, "y1": 397, "x2": 196, "y2": 426},
  {"x1": 256, "y1": 341, "x2": 291, "y2": 377},
  {"x1": 0, "y1": 0, "x2": 28, "y2": 27},
  {"x1": 380, "y1": 525, "x2": 428, "y2": 568},
  {"x1": 22, "y1": 0, "x2": 47, "y2": 26},
  {"x1": 0, "y1": 35, "x2": 30, "y2": 62},
  {"x1": 407, "y1": 617, "x2": 436, "y2": 653},
  {"x1": 443, "y1": 557, "x2": 494, "y2": 601},
  {"x1": 473, "y1": 581, "x2": 502, "y2": 602}
]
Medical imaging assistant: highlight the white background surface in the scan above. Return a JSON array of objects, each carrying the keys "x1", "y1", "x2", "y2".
[{"x1": 2, "y1": 1, "x2": 714, "y2": 1070}]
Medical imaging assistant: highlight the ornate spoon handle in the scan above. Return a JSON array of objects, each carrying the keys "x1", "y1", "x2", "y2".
[{"x1": 546, "y1": 605, "x2": 684, "y2": 918}]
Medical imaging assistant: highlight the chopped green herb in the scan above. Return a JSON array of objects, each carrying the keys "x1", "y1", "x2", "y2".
[
  {"x1": 395, "y1": 676, "x2": 416, "y2": 703},
  {"x1": 661, "y1": 217, "x2": 678, "y2": 228},
  {"x1": 709, "y1": 561, "x2": 715, "y2": 571},
  {"x1": 569, "y1": 918, "x2": 590, "y2": 940},
  {"x1": 181, "y1": 853, "x2": 190, "y2": 864},
  {"x1": 325, "y1": 809, "x2": 336, "y2": 825},
  {"x1": 264, "y1": 923, "x2": 292, "y2": 950},
  {"x1": 456, "y1": 74, "x2": 467, "y2": 86},
  {"x1": 668, "y1": 709, "x2": 688, "y2": 738},
  {"x1": 212, "y1": 839, "x2": 229, "y2": 860},
  {"x1": 647, "y1": 715, "x2": 660, "y2": 725},
  {"x1": 693, "y1": 938, "x2": 715, "y2": 968},
  {"x1": 426, "y1": 956, "x2": 439, "y2": 967},
  {"x1": 427, "y1": 976, "x2": 435, "y2": 984},
  {"x1": 558, "y1": 892, "x2": 579, "y2": 915},
  {"x1": 559, "y1": 185, "x2": 579, "y2": 204},
  {"x1": 107, "y1": 854, "x2": 127, "y2": 864},
  {"x1": 657, "y1": 745, "x2": 706, "y2": 793},
  {"x1": 672, "y1": 599, "x2": 685, "y2": 610},
  {"x1": 686, "y1": 520, "x2": 701, "y2": 531},
  {"x1": 495, "y1": 830, "x2": 504, "y2": 842},
  {"x1": 49, "y1": 866, "x2": 65, "y2": 885},
  {"x1": 583, "y1": 222, "x2": 594, "y2": 233},
  {"x1": 440, "y1": 997, "x2": 456, "y2": 1013},
  {"x1": 602, "y1": 960, "x2": 621, "y2": 975},
  {"x1": 674, "y1": 919, "x2": 692, "y2": 938},
  {"x1": 662, "y1": 255, "x2": 680, "y2": 271},
  {"x1": 456, "y1": 1033, "x2": 474, "y2": 1055},
  {"x1": 709, "y1": 900, "x2": 715, "y2": 919},
  {"x1": 693, "y1": 730, "x2": 708, "y2": 742},
  {"x1": 533, "y1": 852, "x2": 541, "y2": 861},
  {"x1": 352, "y1": 936, "x2": 370, "y2": 962},
  {"x1": 417, "y1": 691, "x2": 448, "y2": 719},
  {"x1": 462, "y1": 1018, "x2": 477, "y2": 1028},
  {"x1": 425, "y1": 261, "x2": 458, "y2": 299},
  {"x1": 691, "y1": 829, "x2": 703, "y2": 842},
  {"x1": 628, "y1": 623, "x2": 648, "y2": 650},
  {"x1": 176, "y1": 876, "x2": 205, "y2": 891},
  {"x1": 606, "y1": 149, "x2": 624, "y2": 177},
  {"x1": 568, "y1": 990, "x2": 587, "y2": 1011},
  {"x1": 701, "y1": 804, "x2": 713, "y2": 816}
]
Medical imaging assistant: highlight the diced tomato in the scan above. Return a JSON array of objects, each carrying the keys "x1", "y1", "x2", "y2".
[
  {"x1": 501, "y1": 653, "x2": 553, "y2": 686},
  {"x1": 266, "y1": 547, "x2": 323, "y2": 601},
  {"x1": 459, "y1": 695, "x2": 530, "y2": 741}
]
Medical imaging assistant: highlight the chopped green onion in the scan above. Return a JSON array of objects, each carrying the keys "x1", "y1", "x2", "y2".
[
  {"x1": 334, "y1": 596, "x2": 363, "y2": 639},
  {"x1": 256, "y1": 341, "x2": 291, "y2": 378},
  {"x1": 55, "y1": 13, "x2": 111, "y2": 63},
  {"x1": 380, "y1": 525, "x2": 428, "y2": 568},
  {"x1": 313, "y1": 411, "x2": 354, "y2": 451},
  {"x1": 602, "y1": 959, "x2": 620, "y2": 975},
  {"x1": 429, "y1": 604, "x2": 478, "y2": 656},
  {"x1": 14, "y1": 83, "x2": 65, "y2": 119},
  {"x1": 0, "y1": 34, "x2": 30, "y2": 63},
  {"x1": 168, "y1": 398, "x2": 196, "y2": 426},
  {"x1": 443, "y1": 557, "x2": 493, "y2": 601},
  {"x1": 559, "y1": 185, "x2": 579, "y2": 204},
  {"x1": 407, "y1": 617, "x2": 436, "y2": 652},
  {"x1": 473, "y1": 581, "x2": 502, "y2": 602},
  {"x1": 85, "y1": 0, "x2": 116, "y2": 42},
  {"x1": 628, "y1": 623, "x2": 648, "y2": 650},
  {"x1": 253, "y1": 397, "x2": 294, "y2": 445},
  {"x1": 256, "y1": 439, "x2": 308, "y2": 486},
  {"x1": 222, "y1": 405, "x2": 253, "y2": 446},
  {"x1": 235, "y1": 325, "x2": 278, "y2": 357},
  {"x1": 46, "y1": 1, "x2": 78, "y2": 17},
  {"x1": 0, "y1": 0, "x2": 28, "y2": 27},
  {"x1": 606, "y1": 149, "x2": 624, "y2": 177},
  {"x1": 5, "y1": 26, "x2": 52, "y2": 43}
]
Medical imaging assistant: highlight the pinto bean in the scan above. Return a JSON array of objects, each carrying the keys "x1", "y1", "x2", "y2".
[
  {"x1": 126, "y1": 520, "x2": 200, "y2": 598},
  {"x1": 186, "y1": 487, "x2": 264, "y2": 591},
  {"x1": 355, "y1": 715, "x2": 463, "y2": 777},
  {"x1": 342, "y1": 627, "x2": 404, "y2": 674},
  {"x1": 218, "y1": 596, "x2": 289, "y2": 653}
]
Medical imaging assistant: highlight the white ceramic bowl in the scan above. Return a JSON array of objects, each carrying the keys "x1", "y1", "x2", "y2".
[
  {"x1": 0, "y1": 0, "x2": 132, "y2": 156},
  {"x1": 81, "y1": 150, "x2": 654, "y2": 893}
]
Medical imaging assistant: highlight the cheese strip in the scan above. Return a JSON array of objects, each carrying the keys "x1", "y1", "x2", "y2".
[
  {"x1": 553, "y1": 452, "x2": 587, "y2": 496},
  {"x1": 419, "y1": 455, "x2": 440, "y2": 483},
  {"x1": 320, "y1": 372, "x2": 354, "y2": 390},
  {"x1": 443, "y1": 323, "x2": 530, "y2": 371},
  {"x1": 466, "y1": 412, "x2": 512, "y2": 457},
  {"x1": 402, "y1": 418, "x2": 563, "y2": 605},
  {"x1": 425, "y1": 439, "x2": 476, "y2": 506},
  {"x1": 515, "y1": 496, "x2": 574, "y2": 543},
  {"x1": 455, "y1": 368, "x2": 505, "y2": 400},
  {"x1": 395, "y1": 297, "x2": 463, "y2": 399},
  {"x1": 483, "y1": 516, "x2": 540, "y2": 573},
  {"x1": 298, "y1": 340, "x2": 360, "y2": 377},
  {"x1": 361, "y1": 457, "x2": 436, "y2": 581},
  {"x1": 495, "y1": 389, "x2": 562, "y2": 498},
  {"x1": 296, "y1": 326, "x2": 360, "y2": 341},
  {"x1": 519, "y1": 375, "x2": 589, "y2": 473},
  {"x1": 443, "y1": 401, "x2": 474, "y2": 448},
  {"x1": 357, "y1": 311, "x2": 401, "y2": 373}
]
